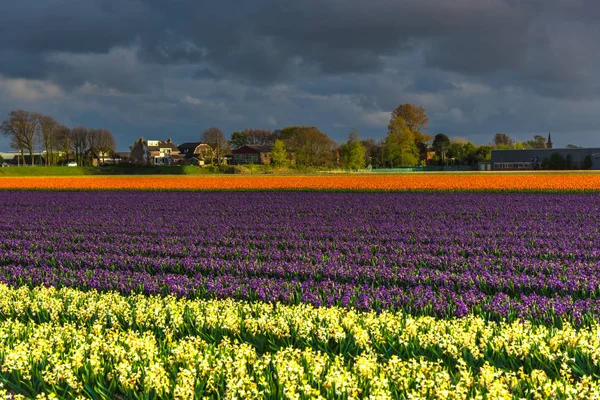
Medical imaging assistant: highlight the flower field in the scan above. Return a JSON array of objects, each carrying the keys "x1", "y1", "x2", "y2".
[
  {"x1": 1, "y1": 285, "x2": 600, "y2": 399},
  {"x1": 1, "y1": 171, "x2": 600, "y2": 191},
  {"x1": 2, "y1": 190, "x2": 600, "y2": 398}
]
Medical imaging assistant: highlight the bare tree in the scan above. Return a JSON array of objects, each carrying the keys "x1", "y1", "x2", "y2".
[
  {"x1": 56, "y1": 125, "x2": 72, "y2": 164},
  {"x1": 0, "y1": 110, "x2": 40, "y2": 166},
  {"x1": 87, "y1": 128, "x2": 102, "y2": 165},
  {"x1": 201, "y1": 127, "x2": 229, "y2": 165},
  {"x1": 96, "y1": 129, "x2": 116, "y2": 163},
  {"x1": 71, "y1": 126, "x2": 89, "y2": 166},
  {"x1": 244, "y1": 129, "x2": 275, "y2": 146},
  {"x1": 38, "y1": 115, "x2": 59, "y2": 166}
]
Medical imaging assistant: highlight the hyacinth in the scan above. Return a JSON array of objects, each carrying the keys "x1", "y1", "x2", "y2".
[
  {"x1": 0, "y1": 285, "x2": 599, "y2": 399},
  {"x1": 0, "y1": 191, "x2": 599, "y2": 323}
]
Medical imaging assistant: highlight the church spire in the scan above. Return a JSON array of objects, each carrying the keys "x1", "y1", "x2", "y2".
[{"x1": 546, "y1": 133, "x2": 553, "y2": 149}]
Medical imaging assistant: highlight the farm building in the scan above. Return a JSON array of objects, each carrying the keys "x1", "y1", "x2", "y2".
[
  {"x1": 491, "y1": 148, "x2": 600, "y2": 170},
  {"x1": 177, "y1": 142, "x2": 213, "y2": 165}
]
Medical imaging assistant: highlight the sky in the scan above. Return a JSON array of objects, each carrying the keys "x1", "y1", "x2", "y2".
[{"x1": 1, "y1": 0, "x2": 600, "y2": 151}]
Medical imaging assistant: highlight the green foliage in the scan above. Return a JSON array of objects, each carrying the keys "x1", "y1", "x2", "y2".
[
  {"x1": 524, "y1": 135, "x2": 548, "y2": 149},
  {"x1": 0, "y1": 165, "x2": 216, "y2": 176},
  {"x1": 279, "y1": 126, "x2": 335, "y2": 167},
  {"x1": 340, "y1": 132, "x2": 366, "y2": 170},
  {"x1": 229, "y1": 131, "x2": 249, "y2": 149},
  {"x1": 270, "y1": 139, "x2": 288, "y2": 166},
  {"x1": 388, "y1": 104, "x2": 431, "y2": 162},
  {"x1": 493, "y1": 133, "x2": 513, "y2": 146},
  {"x1": 432, "y1": 133, "x2": 451, "y2": 164},
  {"x1": 382, "y1": 119, "x2": 420, "y2": 167}
]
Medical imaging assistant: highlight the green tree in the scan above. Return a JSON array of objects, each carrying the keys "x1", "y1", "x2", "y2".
[
  {"x1": 340, "y1": 130, "x2": 366, "y2": 169},
  {"x1": 493, "y1": 133, "x2": 514, "y2": 147},
  {"x1": 279, "y1": 126, "x2": 335, "y2": 167},
  {"x1": 462, "y1": 142, "x2": 478, "y2": 165},
  {"x1": 271, "y1": 139, "x2": 288, "y2": 166},
  {"x1": 388, "y1": 104, "x2": 431, "y2": 161},
  {"x1": 230, "y1": 131, "x2": 249, "y2": 149},
  {"x1": 389, "y1": 104, "x2": 429, "y2": 136},
  {"x1": 432, "y1": 133, "x2": 451, "y2": 164},
  {"x1": 475, "y1": 146, "x2": 492, "y2": 162},
  {"x1": 382, "y1": 119, "x2": 419, "y2": 167},
  {"x1": 525, "y1": 135, "x2": 547, "y2": 149},
  {"x1": 447, "y1": 141, "x2": 466, "y2": 164}
]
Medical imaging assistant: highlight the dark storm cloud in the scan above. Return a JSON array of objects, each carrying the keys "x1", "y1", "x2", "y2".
[
  {"x1": 2, "y1": 0, "x2": 600, "y2": 94},
  {"x1": 2, "y1": 0, "x2": 600, "y2": 148}
]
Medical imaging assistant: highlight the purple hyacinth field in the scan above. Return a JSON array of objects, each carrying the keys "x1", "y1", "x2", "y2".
[{"x1": 1, "y1": 190, "x2": 599, "y2": 323}]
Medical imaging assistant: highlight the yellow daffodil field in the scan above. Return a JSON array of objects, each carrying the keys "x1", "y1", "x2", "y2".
[{"x1": 0, "y1": 285, "x2": 599, "y2": 399}]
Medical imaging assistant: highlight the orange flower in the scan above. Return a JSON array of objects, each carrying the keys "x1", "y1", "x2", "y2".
[{"x1": 1, "y1": 172, "x2": 599, "y2": 191}]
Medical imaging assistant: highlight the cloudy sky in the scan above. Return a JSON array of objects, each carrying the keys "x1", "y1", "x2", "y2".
[{"x1": 1, "y1": 0, "x2": 599, "y2": 150}]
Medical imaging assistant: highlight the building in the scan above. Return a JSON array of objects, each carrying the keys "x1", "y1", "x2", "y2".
[
  {"x1": 0, "y1": 152, "x2": 46, "y2": 166},
  {"x1": 177, "y1": 142, "x2": 213, "y2": 165},
  {"x1": 130, "y1": 138, "x2": 180, "y2": 165},
  {"x1": 232, "y1": 145, "x2": 273, "y2": 165},
  {"x1": 492, "y1": 147, "x2": 600, "y2": 170}
]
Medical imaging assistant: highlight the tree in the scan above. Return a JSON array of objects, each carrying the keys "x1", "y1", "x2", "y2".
[
  {"x1": 432, "y1": 133, "x2": 451, "y2": 164},
  {"x1": 447, "y1": 141, "x2": 466, "y2": 164},
  {"x1": 279, "y1": 126, "x2": 335, "y2": 167},
  {"x1": 388, "y1": 104, "x2": 431, "y2": 162},
  {"x1": 493, "y1": 133, "x2": 514, "y2": 147},
  {"x1": 360, "y1": 138, "x2": 377, "y2": 166},
  {"x1": 382, "y1": 119, "x2": 419, "y2": 167},
  {"x1": 56, "y1": 125, "x2": 72, "y2": 164},
  {"x1": 37, "y1": 115, "x2": 59, "y2": 166},
  {"x1": 244, "y1": 129, "x2": 275, "y2": 146},
  {"x1": 340, "y1": 130, "x2": 366, "y2": 170},
  {"x1": 462, "y1": 141, "x2": 479, "y2": 165},
  {"x1": 389, "y1": 104, "x2": 429, "y2": 136},
  {"x1": 71, "y1": 126, "x2": 90, "y2": 166},
  {"x1": 524, "y1": 135, "x2": 547, "y2": 149},
  {"x1": 201, "y1": 127, "x2": 229, "y2": 165},
  {"x1": 96, "y1": 129, "x2": 116, "y2": 163},
  {"x1": 230, "y1": 131, "x2": 249, "y2": 150},
  {"x1": 271, "y1": 139, "x2": 288, "y2": 166},
  {"x1": 475, "y1": 145, "x2": 492, "y2": 162},
  {"x1": 0, "y1": 110, "x2": 40, "y2": 166}
]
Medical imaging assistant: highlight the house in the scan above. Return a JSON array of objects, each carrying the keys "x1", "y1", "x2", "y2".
[
  {"x1": 130, "y1": 138, "x2": 180, "y2": 165},
  {"x1": 177, "y1": 142, "x2": 213, "y2": 165},
  {"x1": 232, "y1": 145, "x2": 273, "y2": 165}
]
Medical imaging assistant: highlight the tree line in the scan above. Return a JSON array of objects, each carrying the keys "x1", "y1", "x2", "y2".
[
  {"x1": 1, "y1": 110, "x2": 116, "y2": 166},
  {"x1": 5, "y1": 106, "x2": 575, "y2": 169},
  {"x1": 209, "y1": 104, "x2": 518, "y2": 169}
]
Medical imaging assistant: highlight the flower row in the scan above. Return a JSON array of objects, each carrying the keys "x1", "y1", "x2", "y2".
[
  {"x1": 1, "y1": 192, "x2": 600, "y2": 321},
  {"x1": 1, "y1": 285, "x2": 600, "y2": 399}
]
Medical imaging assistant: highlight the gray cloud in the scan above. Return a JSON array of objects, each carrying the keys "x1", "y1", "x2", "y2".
[{"x1": 1, "y1": 0, "x2": 600, "y2": 149}]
